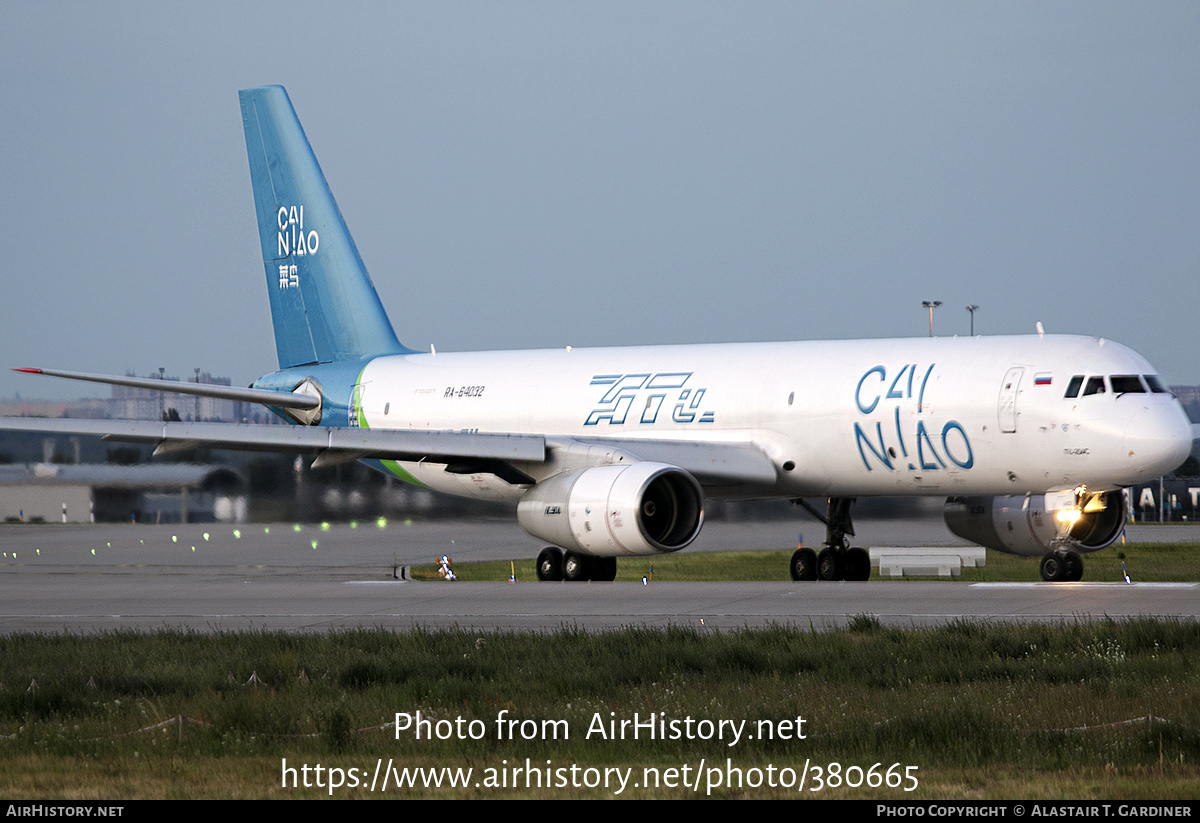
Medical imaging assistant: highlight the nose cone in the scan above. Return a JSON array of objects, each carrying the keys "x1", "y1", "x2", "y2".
[{"x1": 1121, "y1": 403, "x2": 1194, "y2": 483}]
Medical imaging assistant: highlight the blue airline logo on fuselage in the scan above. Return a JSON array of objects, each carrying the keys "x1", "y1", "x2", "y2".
[
  {"x1": 585, "y1": 372, "x2": 714, "y2": 426},
  {"x1": 853, "y1": 363, "x2": 973, "y2": 472}
]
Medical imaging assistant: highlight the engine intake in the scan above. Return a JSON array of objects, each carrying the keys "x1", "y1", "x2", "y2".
[
  {"x1": 517, "y1": 463, "x2": 704, "y2": 556},
  {"x1": 944, "y1": 491, "x2": 1127, "y2": 557}
]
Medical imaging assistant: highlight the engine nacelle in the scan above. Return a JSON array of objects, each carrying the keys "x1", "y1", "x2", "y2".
[
  {"x1": 944, "y1": 491, "x2": 1127, "y2": 557},
  {"x1": 517, "y1": 463, "x2": 704, "y2": 557}
]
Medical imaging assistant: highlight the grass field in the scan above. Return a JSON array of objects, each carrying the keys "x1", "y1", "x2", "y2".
[{"x1": 1, "y1": 616, "x2": 1198, "y2": 798}]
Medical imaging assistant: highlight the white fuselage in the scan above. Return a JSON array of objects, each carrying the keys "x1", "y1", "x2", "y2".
[{"x1": 350, "y1": 334, "x2": 1192, "y2": 503}]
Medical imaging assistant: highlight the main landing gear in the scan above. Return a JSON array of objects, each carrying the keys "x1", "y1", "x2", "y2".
[
  {"x1": 789, "y1": 497, "x2": 871, "y2": 582},
  {"x1": 535, "y1": 547, "x2": 617, "y2": 582},
  {"x1": 1039, "y1": 548, "x2": 1084, "y2": 582}
]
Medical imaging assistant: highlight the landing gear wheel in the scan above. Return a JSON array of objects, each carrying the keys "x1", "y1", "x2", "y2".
[
  {"x1": 593, "y1": 557, "x2": 617, "y2": 582},
  {"x1": 793, "y1": 497, "x2": 857, "y2": 582},
  {"x1": 563, "y1": 551, "x2": 592, "y2": 582},
  {"x1": 1063, "y1": 550, "x2": 1083, "y2": 582},
  {"x1": 817, "y1": 548, "x2": 844, "y2": 581},
  {"x1": 790, "y1": 547, "x2": 817, "y2": 581},
  {"x1": 1039, "y1": 552, "x2": 1066, "y2": 582},
  {"x1": 844, "y1": 547, "x2": 871, "y2": 581},
  {"x1": 536, "y1": 547, "x2": 564, "y2": 582}
]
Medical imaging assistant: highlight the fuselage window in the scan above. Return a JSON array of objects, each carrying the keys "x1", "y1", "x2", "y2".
[
  {"x1": 1082, "y1": 376, "x2": 1106, "y2": 397},
  {"x1": 1064, "y1": 375, "x2": 1084, "y2": 398},
  {"x1": 1144, "y1": 375, "x2": 1167, "y2": 393},
  {"x1": 1110, "y1": 375, "x2": 1146, "y2": 394}
]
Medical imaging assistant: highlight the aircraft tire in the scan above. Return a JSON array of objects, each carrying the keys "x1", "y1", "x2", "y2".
[
  {"x1": 845, "y1": 547, "x2": 871, "y2": 581},
  {"x1": 816, "y1": 548, "x2": 843, "y2": 581},
  {"x1": 593, "y1": 556, "x2": 617, "y2": 582},
  {"x1": 790, "y1": 547, "x2": 817, "y2": 581},
  {"x1": 1063, "y1": 550, "x2": 1084, "y2": 582},
  {"x1": 563, "y1": 551, "x2": 591, "y2": 582},
  {"x1": 537, "y1": 547, "x2": 564, "y2": 582},
  {"x1": 1039, "y1": 552, "x2": 1066, "y2": 582}
]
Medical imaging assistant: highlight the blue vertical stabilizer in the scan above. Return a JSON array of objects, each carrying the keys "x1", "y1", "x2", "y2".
[{"x1": 239, "y1": 85, "x2": 412, "y2": 369}]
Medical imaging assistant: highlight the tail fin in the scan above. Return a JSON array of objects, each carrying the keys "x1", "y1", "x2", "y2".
[{"x1": 239, "y1": 85, "x2": 412, "y2": 369}]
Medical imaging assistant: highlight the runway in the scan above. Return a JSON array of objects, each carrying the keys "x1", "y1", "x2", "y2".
[{"x1": 0, "y1": 518, "x2": 1197, "y2": 632}]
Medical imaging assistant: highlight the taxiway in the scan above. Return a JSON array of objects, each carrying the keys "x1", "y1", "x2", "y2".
[{"x1": 0, "y1": 518, "x2": 1196, "y2": 632}]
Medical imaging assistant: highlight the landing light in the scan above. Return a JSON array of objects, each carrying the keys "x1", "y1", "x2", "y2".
[{"x1": 1057, "y1": 509, "x2": 1081, "y2": 525}]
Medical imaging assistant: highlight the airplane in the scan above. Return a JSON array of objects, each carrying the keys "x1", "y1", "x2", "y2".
[{"x1": 2, "y1": 85, "x2": 1192, "y2": 583}]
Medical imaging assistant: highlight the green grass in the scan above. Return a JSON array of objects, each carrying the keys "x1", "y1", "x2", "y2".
[
  {"x1": 0, "y1": 621, "x2": 1198, "y2": 798},
  {"x1": 414, "y1": 541, "x2": 1200, "y2": 583}
]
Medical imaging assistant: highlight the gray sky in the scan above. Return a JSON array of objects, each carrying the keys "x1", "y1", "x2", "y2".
[{"x1": 2, "y1": 1, "x2": 1198, "y2": 400}]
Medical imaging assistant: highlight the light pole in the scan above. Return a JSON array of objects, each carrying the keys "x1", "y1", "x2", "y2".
[
  {"x1": 922, "y1": 301, "x2": 942, "y2": 337},
  {"x1": 966, "y1": 304, "x2": 979, "y2": 336}
]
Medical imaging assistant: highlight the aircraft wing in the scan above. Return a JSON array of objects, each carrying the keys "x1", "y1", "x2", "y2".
[
  {"x1": 0, "y1": 417, "x2": 546, "y2": 465},
  {"x1": 3, "y1": 367, "x2": 776, "y2": 485},
  {"x1": 0, "y1": 417, "x2": 776, "y2": 486},
  {"x1": 557, "y1": 436, "x2": 778, "y2": 487}
]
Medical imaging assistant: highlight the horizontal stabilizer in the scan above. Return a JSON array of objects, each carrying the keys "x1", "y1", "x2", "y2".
[{"x1": 13, "y1": 368, "x2": 319, "y2": 411}]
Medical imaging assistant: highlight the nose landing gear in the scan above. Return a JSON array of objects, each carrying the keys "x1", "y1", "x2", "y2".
[
  {"x1": 1040, "y1": 548, "x2": 1084, "y2": 582},
  {"x1": 1040, "y1": 492, "x2": 1092, "y2": 582}
]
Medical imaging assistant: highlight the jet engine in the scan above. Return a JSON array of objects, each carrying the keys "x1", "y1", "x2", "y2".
[
  {"x1": 517, "y1": 462, "x2": 704, "y2": 556},
  {"x1": 943, "y1": 491, "x2": 1127, "y2": 557}
]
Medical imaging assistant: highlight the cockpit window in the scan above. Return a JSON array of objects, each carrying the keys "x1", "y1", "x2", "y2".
[
  {"x1": 1144, "y1": 375, "x2": 1167, "y2": 393},
  {"x1": 1064, "y1": 375, "x2": 1084, "y2": 398},
  {"x1": 1082, "y1": 376, "x2": 1106, "y2": 396},
  {"x1": 1110, "y1": 375, "x2": 1146, "y2": 394}
]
